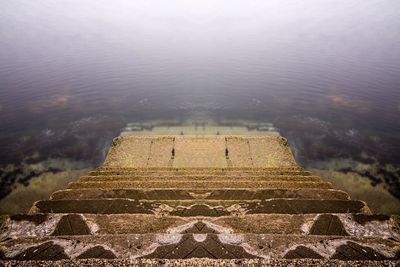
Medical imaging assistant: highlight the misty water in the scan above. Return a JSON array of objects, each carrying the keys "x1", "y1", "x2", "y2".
[{"x1": 1, "y1": 0, "x2": 400, "y2": 214}]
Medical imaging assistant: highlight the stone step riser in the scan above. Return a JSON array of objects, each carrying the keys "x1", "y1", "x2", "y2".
[
  {"x1": 67, "y1": 181, "x2": 333, "y2": 190},
  {"x1": 29, "y1": 199, "x2": 368, "y2": 215},
  {"x1": 78, "y1": 175, "x2": 321, "y2": 182},
  {"x1": 89, "y1": 171, "x2": 306, "y2": 177},
  {"x1": 89, "y1": 171, "x2": 311, "y2": 176},
  {"x1": 96, "y1": 167, "x2": 304, "y2": 171},
  {"x1": 3, "y1": 214, "x2": 396, "y2": 238},
  {"x1": 50, "y1": 188, "x2": 350, "y2": 201}
]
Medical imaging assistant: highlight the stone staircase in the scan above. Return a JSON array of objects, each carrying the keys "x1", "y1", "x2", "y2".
[{"x1": 1, "y1": 135, "x2": 399, "y2": 266}]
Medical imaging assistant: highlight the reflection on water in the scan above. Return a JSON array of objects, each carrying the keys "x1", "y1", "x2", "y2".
[{"x1": 0, "y1": 0, "x2": 400, "y2": 214}]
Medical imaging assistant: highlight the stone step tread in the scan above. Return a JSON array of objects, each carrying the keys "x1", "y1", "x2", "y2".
[
  {"x1": 29, "y1": 199, "x2": 368, "y2": 215},
  {"x1": 95, "y1": 166, "x2": 304, "y2": 172},
  {"x1": 2, "y1": 234, "x2": 398, "y2": 261},
  {"x1": 89, "y1": 172, "x2": 311, "y2": 177},
  {"x1": 89, "y1": 171, "x2": 311, "y2": 176},
  {"x1": 67, "y1": 181, "x2": 333, "y2": 190},
  {"x1": 3, "y1": 213, "x2": 396, "y2": 237},
  {"x1": 51, "y1": 188, "x2": 350, "y2": 201},
  {"x1": 78, "y1": 175, "x2": 322, "y2": 182}
]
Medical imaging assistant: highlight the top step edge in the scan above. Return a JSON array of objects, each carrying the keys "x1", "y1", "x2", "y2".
[{"x1": 95, "y1": 166, "x2": 304, "y2": 171}]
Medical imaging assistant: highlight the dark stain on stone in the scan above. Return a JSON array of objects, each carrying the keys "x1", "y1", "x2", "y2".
[
  {"x1": 248, "y1": 199, "x2": 365, "y2": 214},
  {"x1": 144, "y1": 234, "x2": 257, "y2": 259},
  {"x1": 10, "y1": 214, "x2": 48, "y2": 225},
  {"x1": 34, "y1": 199, "x2": 154, "y2": 214},
  {"x1": 352, "y1": 214, "x2": 390, "y2": 225},
  {"x1": 331, "y1": 241, "x2": 387, "y2": 260},
  {"x1": 310, "y1": 214, "x2": 348, "y2": 236},
  {"x1": 76, "y1": 246, "x2": 116, "y2": 259},
  {"x1": 13, "y1": 242, "x2": 69, "y2": 261},
  {"x1": 51, "y1": 214, "x2": 91, "y2": 236},
  {"x1": 170, "y1": 205, "x2": 230, "y2": 217},
  {"x1": 284, "y1": 246, "x2": 324, "y2": 259}
]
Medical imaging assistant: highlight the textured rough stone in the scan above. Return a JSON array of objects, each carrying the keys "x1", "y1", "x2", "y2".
[
  {"x1": 1, "y1": 133, "x2": 399, "y2": 264},
  {"x1": 2, "y1": 259, "x2": 400, "y2": 266},
  {"x1": 9, "y1": 214, "x2": 48, "y2": 225}
]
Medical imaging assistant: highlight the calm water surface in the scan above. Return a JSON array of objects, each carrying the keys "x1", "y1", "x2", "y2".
[{"x1": 1, "y1": 0, "x2": 400, "y2": 213}]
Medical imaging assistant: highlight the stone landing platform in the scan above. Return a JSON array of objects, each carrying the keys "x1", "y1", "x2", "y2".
[{"x1": 1, "y1": 133, "x2": 399, "y2": 266}]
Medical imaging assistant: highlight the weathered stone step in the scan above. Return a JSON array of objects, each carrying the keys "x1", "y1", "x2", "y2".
[
  {"x1": 29, "y1": 199, "x2": 367, "y2": 215},
  {"x1": 244, "y1": 199, "x2": 370, "y2": 215},
  {"x1": 3, "y1": 213, "x2": 397, "y2": 238},
  {"x1": 78, "y1": 175, "x2": 322, "y2": 183},
  {"x1": 96, "y1": 167, "x2": 304, "y2": 172},
  {"x1": 89, "y1": 170, "x2": 311, "y2": 177},
  {"x1": 50, "y1": 188, "x2": 350, "y2": 201},
  {"x1": 2, "y1": 234, "x2": 398, "y2": 260},
  {"x1": 67, "y1": 180, "x2": 333, "y2": 190}
]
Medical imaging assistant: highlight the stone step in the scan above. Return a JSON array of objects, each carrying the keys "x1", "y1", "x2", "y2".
[
  {"x1": 78, "y1": 175, "x2": 322, "y2": 183},
  {"x1": 2, "y1": 234, "x2": 398, "y2": 260},
  {"x1": 96, "y1": 167, "x2": 304, "y2": 172},
  {"x1": 89, "y1": 170, "x2": 311, "y2": 177},
  {"x1": 0, "y1": 213, "x2": 400, "y2": 238},
  {"x1": 88, "y1": 172, "x2": 311, "y2": 178},
  {"x1": 3, "y1": 213, "x2": 397, "y2": 238},
  {"x1": 66, "y1": 180, "x2": 333, "y2": 190},
  {"x1": 29, "y1": 199, "x2": 367, "y2": 215},
  {"x1": 244, "y1": 199, "x2": 370, "y2": 215},
  {"x1": 50, "y1": 188, "x2": 350, "y2": 201}
]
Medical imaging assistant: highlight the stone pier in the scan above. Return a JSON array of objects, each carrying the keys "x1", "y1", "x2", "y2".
[{"x1": 1, "y1": 129, "x2": 399, "y2": 266}]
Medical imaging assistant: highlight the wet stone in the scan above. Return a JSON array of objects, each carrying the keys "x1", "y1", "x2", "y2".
[
  {"x1": 76, "y1": 246, "x2": 116, "y2": 259},
  {"x1": 331, "y1": 241, "x2": 388, "y2": 260},
  {"x1": 170, "y1": 205, "x2": 231, "y2": 217},
  {"x1": 284, "y1": 246, "x2": 324, "y2": 259},
  {"x1": 144, "y1": 234, "x2": 257, "y2": 259},
  {"x1": 309, "y1": 214, "x2": 348, "y2": 236},
  {"x1": 51, "y1": 214, "x2": 91, "y2": 236},
  {"x1": 12, "y1": 242, "x2": 68, "y2": 261}
]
